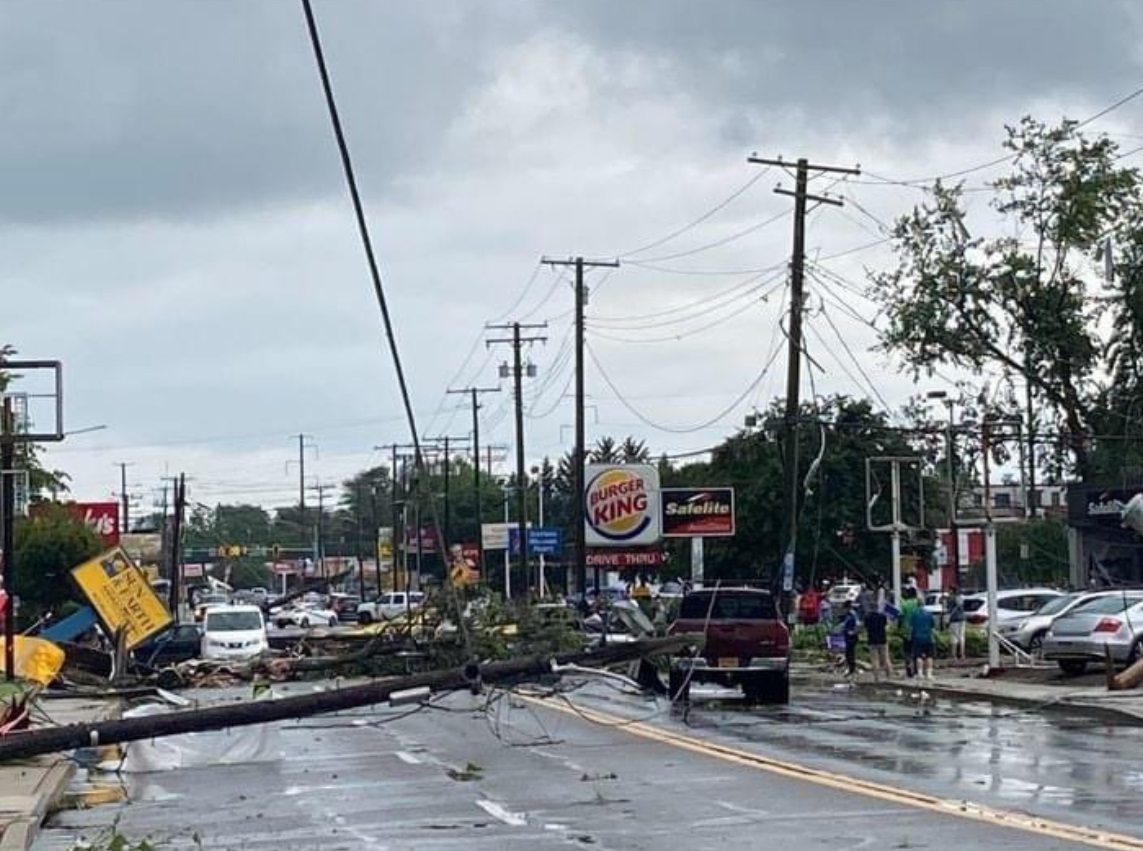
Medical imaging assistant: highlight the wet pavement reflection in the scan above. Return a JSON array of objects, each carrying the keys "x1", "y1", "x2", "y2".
[{"x1": 568, "y1": 681, "x2": 1143, "y2": 836}]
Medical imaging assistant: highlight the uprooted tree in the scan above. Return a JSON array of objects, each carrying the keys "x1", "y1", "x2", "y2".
[{"x1": 869, "y1": 116, "x2": 1143, "y2": 480}]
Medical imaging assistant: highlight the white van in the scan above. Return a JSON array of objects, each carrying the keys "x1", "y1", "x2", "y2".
[{"x1": 200, "y1": 605, "x2": 269, "y2": 661}]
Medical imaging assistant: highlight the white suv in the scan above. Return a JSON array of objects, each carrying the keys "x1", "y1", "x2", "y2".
[
  {"x1": 357, "y1": 591, "x2": 425, "y2": 624},
  {"x1": 200, "y1": 605, "x2": 269, "y2": 660}
]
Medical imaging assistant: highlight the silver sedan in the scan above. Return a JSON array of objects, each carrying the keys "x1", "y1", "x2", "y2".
[{"x1": 1042, "y1": 592, "x2": 1143, "y2": 675}]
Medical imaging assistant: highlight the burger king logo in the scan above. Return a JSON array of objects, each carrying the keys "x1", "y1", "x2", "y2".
[{"x1": 584, "y1": 465, "x2": 661, "y2": 545}]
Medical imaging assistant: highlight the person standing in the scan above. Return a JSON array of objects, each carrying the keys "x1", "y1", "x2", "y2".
[
  {"x1": 864, "y1": 604, "x2": 891, "y2": 681},
  {"x1": 899, "y1": 586, "x2": 920, "y2": 678},
  {"x1": 841, "y1": 602, "x2": 859, "y2": 679},
  {"x1": 819, "y1": 590, "x2": 833, "y2": 629},
  {"x1": 911, "y1": 602, "x2": 936, "y2": 680},
  {"x1": 631, "y1": 575, "x2": 653, "y2": 618},
  {"x1": 946, "y1": 587, "x2": 966, "y2": 662}
]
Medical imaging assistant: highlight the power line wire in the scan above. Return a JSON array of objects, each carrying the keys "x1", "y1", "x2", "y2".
[
  {"x1": 589, "y1": 266, "x2": 783, "y2": 326},
  {"x1": 625, "y1": 260, "x2": 787, "y2": 277},
  {"x1": 816, "y1": 303, "x2": 892, "y2": 411},
  {"x1": 586, "y1": 277, "x2": 785, "y2": 344},
  {"x1": 585, "y1": 340, "x2": 783, "y2": 434},
  {"x1": 617, "y1": 168, "x2": 770, "y2": 258},
  {"x1": 632, "y1": 209, "x2": 789, "y2": 264}
]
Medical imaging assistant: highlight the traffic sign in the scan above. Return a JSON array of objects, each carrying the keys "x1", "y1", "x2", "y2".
[{"x1": 509, "y1": 527, "x2": 562, "y2": 556}]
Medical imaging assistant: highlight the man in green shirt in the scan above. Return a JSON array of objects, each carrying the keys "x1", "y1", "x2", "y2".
[{"x1": 899, "y1": 586, "x2": 920, "y2": 679}]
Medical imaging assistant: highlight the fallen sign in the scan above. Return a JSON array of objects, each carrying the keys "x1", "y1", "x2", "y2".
[
  {"x1": 0, "y1": 636, "x2": 692, "y2": 762},
  {"x1": 70, "y1": 547, "x2": 172, "y2": 650}
]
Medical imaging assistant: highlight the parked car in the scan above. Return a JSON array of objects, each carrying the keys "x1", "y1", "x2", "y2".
[
  {"x1": 923, "y1": 591, "x2": 948, "y2": 631},
  {"x1": 1042, "y1": 591, "x2": 1143, "y2": 675},
  {"x1": 233, "y1": 587, "x2": 270, "y2": 606},
  {"x1": 200, "y1": 605, "x2": 269, "y2": 661},
  {"x1": 193, "y1": 593, "x2": 231, "y2": 622},
  {"x1": 667, "y1": 587, "x2": 790, "y2": 704},
  {"x1": 996, "y1": 591, "x2": 1115, "y2": 652},
  {"x1": 357, "y1": 591, "x2": 426, "y2": 624},
  {"x1": 132, "y1": 623, "x2": 202, "y2": 668},
  {"x1": 827, "y1": 582, "x2": 862, "y2": 608},
  {"x1": 961, "y1": 588, "x2": 1064, "y2": 630},
  {"x1": 328, "y1": 593, "x2": 362, "y2": 622},
  {"x1": 273, "y1": 604, "x2": 339, "y2": 629}
]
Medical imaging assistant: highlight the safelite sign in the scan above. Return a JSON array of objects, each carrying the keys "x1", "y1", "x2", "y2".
[
  {"x1": 661, "y1": 488, "x2": 736, "y2": 537},
  {"x1": 584, "y1": 464, "x2": 661, "y2": 547}
]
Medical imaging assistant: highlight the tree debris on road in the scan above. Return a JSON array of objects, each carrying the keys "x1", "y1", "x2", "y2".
[{"x1": 0, "y1": 636, "x2": 691, "y2": 762}]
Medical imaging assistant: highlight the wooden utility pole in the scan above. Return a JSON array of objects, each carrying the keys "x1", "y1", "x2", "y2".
[
  {"x1": 167, "y1": 474, "x2": 186, "y2": 618},
  {"x1": 446, "y1": 386, "x2": 500, "y2": 575},
  {"x1": 1, "y1": 399, "x2": 14, "y2": 681},
  {"x1": 747, "y1": 156, "x2": 859, "y2": 597},
  {"x1": 116, "y1": 461, "x2": 134, "y2": 534},
  {"x1": 487, "y1": 322, "x2": 547, "y2": 596},
  {"x1": 542, "y1": 256, "x2": 619, "y2": 595},
  {"x1": 0, "y1": 636, "x2": 691, "y2": 761}
]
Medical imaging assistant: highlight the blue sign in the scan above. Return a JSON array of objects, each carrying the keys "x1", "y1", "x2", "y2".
[{"x1": 509, "y1": 527, "x2": 563, "y2": 556}]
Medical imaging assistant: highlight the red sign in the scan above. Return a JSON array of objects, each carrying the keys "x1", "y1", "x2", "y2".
[
  {"x1": 403, "y1": 527, "x2": 440, "y2": 555},
  {"x1": 67, "y1": 502, "x2": 121, "y2": 548},
  {"x1": 586, "y1": 549, "x2": 664, "y2": 568},
  {"x1": 661, "y1": 488, "x2": 736, "y2": 537}
]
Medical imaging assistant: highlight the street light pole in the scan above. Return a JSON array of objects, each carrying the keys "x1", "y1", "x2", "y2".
[
  {"x1": 532, "y1": 465, "x2": 546, "y2": 598},
  {"x1": 928, "y1": 391, "x2": 959, "y2": 584}
]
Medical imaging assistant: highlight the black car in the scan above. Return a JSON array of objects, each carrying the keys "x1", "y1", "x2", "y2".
[{"x1": 132, "y1": 623, "x2": 202, "y2": 668}]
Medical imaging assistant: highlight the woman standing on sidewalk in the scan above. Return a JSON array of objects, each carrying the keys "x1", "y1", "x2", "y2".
[{"x1": 946, "y1": 587, "x2": 966, "y2": 662}]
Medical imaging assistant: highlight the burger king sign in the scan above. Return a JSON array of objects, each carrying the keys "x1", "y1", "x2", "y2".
[{"x1": 584, "y1": 464, "x2": 662, "y2": 546}]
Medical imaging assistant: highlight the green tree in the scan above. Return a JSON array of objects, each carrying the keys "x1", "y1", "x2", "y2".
[
  {"x1": 664, "y1": 396, "x2": 929, "y2": 587},
  {"x1": 13, "y1": 503, "x2": 101, "y2": 620},
  {"x1": 996, "y1": 518, "x2": 1070, "y2": 586},
  {"x1": 869, "y1": 117, "x2": 1143, "y2": 478}
]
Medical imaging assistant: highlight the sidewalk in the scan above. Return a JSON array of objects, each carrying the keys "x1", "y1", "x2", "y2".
[
  {"x1": 0, "y1": 694, "x2": 120, "y2": 851},
  {"x1": 791, "y1": 662, "x2": 1143, "y2": 724}
]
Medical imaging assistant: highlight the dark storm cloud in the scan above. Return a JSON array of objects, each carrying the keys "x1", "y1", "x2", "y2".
[
  {"x1": 3, "y1": 1, "x2": 1138, "y2": 227},
  {"x1": 549, "y1": 0, "x2": 1143, "y2": 122},
  {"x1": 0, "y1": 0, "x2": 526, "y2": 224}
]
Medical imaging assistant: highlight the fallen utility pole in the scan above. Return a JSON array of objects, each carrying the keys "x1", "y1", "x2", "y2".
[{"x1": 0, "y1": 636, "x2": 690, "y2": 762}]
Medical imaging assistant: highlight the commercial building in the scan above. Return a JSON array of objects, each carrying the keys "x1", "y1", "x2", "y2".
[{"x1": 1066, "y1": 482, "x2": 1143, "y2": 587}]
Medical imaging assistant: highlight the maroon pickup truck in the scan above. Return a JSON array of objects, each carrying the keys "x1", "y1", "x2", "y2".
[{"x1": 667, "y1": 587, "x2": 790, "y2": 704}]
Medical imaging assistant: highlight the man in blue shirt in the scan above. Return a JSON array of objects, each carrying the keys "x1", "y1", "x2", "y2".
[
  {"x1": 841, "y1": 602, "x2": 859, "y2": 679},
  {"x1": 910, "y1": 603, "x2": 936, "y2": 680}
]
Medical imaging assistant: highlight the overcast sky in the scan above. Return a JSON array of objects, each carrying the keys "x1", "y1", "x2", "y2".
[{"x1": 5, "y1": 0, "x2": 1143, "y2": 517}]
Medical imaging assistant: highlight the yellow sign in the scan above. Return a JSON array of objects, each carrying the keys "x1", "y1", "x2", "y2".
[
  {"x1": 71, "y1": 547, "x2": 173, "y2": 649},
  {"x1": 0, "y1": 636, "x2": 66, "y2": 685}
]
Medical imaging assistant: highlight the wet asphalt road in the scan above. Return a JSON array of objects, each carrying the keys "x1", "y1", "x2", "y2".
[
  {"x1": 34, "y1": 680, "x2": 1143, "y2": 851},
  {"x1": 572, "y1": 680, "x2": 1143, "y2": 837}
]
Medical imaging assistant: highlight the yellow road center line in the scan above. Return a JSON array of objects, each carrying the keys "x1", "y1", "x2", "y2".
[{"x1": 522, "y1": 694, "x2": 1143, "y2": 851}]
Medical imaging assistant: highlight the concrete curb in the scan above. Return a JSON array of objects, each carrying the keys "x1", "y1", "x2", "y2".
[
  {"x1": 0, "y1": 761, "x2": 76, "y2": 851},
  {"x1": 791, "y1": 668, "x2": 1143, "y2": 726}
]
